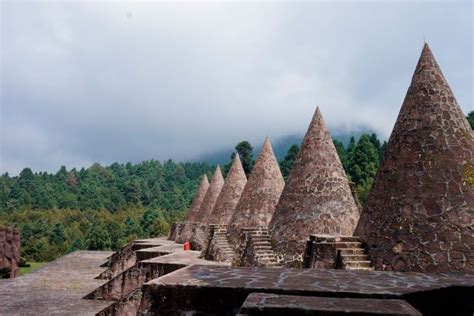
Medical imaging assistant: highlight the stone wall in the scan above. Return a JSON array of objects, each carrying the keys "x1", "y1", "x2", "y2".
[{"x1": 0, "y1": 227, "x2": 20, "y2": 278}]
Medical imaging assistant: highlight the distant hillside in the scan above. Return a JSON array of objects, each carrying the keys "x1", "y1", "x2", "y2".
[{"x1": 196, "y1": 129, "x2": 374, "y2": 165}]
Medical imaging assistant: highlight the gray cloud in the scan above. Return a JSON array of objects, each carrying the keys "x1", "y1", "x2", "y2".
[{"x1": 1, "y1": 1, "x2": 472, "y2": 174}]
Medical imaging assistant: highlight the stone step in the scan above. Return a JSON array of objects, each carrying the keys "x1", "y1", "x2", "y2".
[
  {"x1": 345, "y1": 266, "x2": 375, "y2": 271},
  {"x1": 251, "y1": 242, "x2": 272, "y2": 247},
  {"x1": 338, "y1": 248, "x2": 365, "y2": 255},
  {"x1": 338, "y1": 236, "x2": 361, "y2": 242},
  {"x1": 335, "y1": 241, "x2": 362, "y2": 249},
  {"x1": 344, "y1": 260, "x2": 372, "y2": 268},
  {"x1": 341, "y1": 254, "x2": 368, "y2": 261},
  {"x1": 252, "y1": 245, "x2": 273, "y2": 250},
  {"x1": 256, "y1": 253, "x2": 277, "y2": 258}
]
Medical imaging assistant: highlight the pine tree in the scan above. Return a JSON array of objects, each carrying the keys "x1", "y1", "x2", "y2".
[
  {"x1": 235, "y1": 141, "x2": 254, "y2": 176},
  {"x1": 49, "y1": 223, "x2": 66, "y2": 245},
  {"x1": 280, "y1": 144, "x2": 300, "y2": 180},
  {"x1": 468, "y1": 111, "x2": 474, "y2": 130},
  {"x1": 85, "y1": 222, "x2": 112, "y2": 250},
  {"x1": 347, "y1": 134, "x2": 380, "y2": 204}
]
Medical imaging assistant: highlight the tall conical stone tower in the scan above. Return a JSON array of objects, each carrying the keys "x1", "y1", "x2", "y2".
[
  {"x1": 174, "y1": 174, "x2": 210, "y2": 243},
  {"x1": 208, "y1": 155, "x2": 247, "y2": 225},
  {"x1": 227, "y1": 138, "x2": 285, "y2": 245},
  {"x1": 186, "y1": 175, "x2": 209, "y2": 222},
  {"x1": 270, "y1": 107, "x2": 360, "y2": 264},
  {"x1": 355, "y1": 43, "x2": 474, "y2": 273},
  {"x1": 194, "y1": 166, "x2": 225, "y2": 223}
]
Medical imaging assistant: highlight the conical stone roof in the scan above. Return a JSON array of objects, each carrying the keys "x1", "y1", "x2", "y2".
[
  {"x1": 207, "y1": 154, "x2": 247, "y2": 225},
  {"x1": 228, "y1": 138, "x2": 285, "y2": 245},
  {"x1": 185, "y1": 175, "x2": 209, "y2": 222},
  {"x1": 355, "y1": 43, "x2": 474, "y2": 273},
  {"x1": 194, "y1": 166, "x2": 225, "y2": 224},
  {"x1": 269, "y1": 107, "x2": 360, "y2": 263}
]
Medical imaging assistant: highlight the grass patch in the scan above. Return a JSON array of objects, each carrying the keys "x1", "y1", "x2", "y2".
[{"x1": 19, "y1": 262, "x2": 46, "y2": 276}]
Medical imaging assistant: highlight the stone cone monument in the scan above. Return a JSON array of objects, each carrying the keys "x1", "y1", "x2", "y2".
[
  {"x1": 190, "y1": 166, "x2": 225, "y2": 250},
  {"x1": 208, "y1": 154, "x2": 247, "y2": 225},
  {"x1": 270, "y1": 107, "x2": 360, "y2": 265},
  {"x1": 194, "y1": 166, "x2": 225, "y2": 223},
  {"x1": 186, "y1": 175, "x2": 210, "y2": 222},
  {"x1": 227, "y1": 137, "x2": 285, "y2": 246},
  {"x1": 355, "y1": 43, "x2": 474, "y2": 273},
  {"x1": 174, "y1": 174, "x2": 209, "y2": 243}
]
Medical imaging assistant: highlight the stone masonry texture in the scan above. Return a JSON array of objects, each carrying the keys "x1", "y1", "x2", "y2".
[
  {"x1": 270, "y1": 107, "x2": 360, "y2": 265},
  {"x1": 0, "y1": 227, "x2": 20, "y2": 278},
  {"x1": 207, "y1": 154, "x2": 247, "y2": 225},
  {"x1": 185, "y1": 175, "x2": 209, "y2": 222},
  {"x1": 228, "y1": 138, "x2": 285, "y2": 246},
  {"x1": 193, "y1": 166, "x2": 225, "y2": 223},
  {"x1": 355, "y1": 43, "x2": 474, "y2": 273}
]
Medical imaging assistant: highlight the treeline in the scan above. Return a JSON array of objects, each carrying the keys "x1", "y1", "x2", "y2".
[
  {"x1": 0, "y1": 160, "x2": 213, "y2": 261},
  {"x1": 1, "y1": 111, "x2": 472, "y2": 262},
  {"x1": 227, "y1": 133, "x2": 387, "y2": 205}
]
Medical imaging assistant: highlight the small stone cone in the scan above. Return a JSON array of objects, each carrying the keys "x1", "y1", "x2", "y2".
[
  {"x1": 355, "y1": 43, "x2": 474, "y2": 273},
  {"x1": 270, "y1": 107, "x2": 360, "y2": 264},
  {"x1": 194, "y1": 166, "x2": 225, "y2": 223},
  {"x1": 185, "y1": 175, "x2": 209, "y2": 222},
  {"x1": 228, "y1": 137, "x2": 285, "y2": 245},
  {"x1": 208, "y1": 154, "x2": 247, "y2": 225}
]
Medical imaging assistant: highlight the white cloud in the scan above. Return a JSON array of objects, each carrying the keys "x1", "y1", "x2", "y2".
[{"x1": 1, "y1": 0, "x2": 472, "y2": 174}]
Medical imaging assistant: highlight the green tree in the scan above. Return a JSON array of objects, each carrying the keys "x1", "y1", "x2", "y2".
[
  {"x1": 333, "y1": 140, "x2": 347, "y2": 168},
  {"x1": 235, "y1": 141, "x2": 254, "y2": 176},
  {"x1": 467, "y1": 111, "x2": 474, "y2": 130},
  {"x1": 347, "y1": 134, "x2": 380, "y2": 204},
  {"x1": 280, "y1": 144, "x2": 300, "y2": 180},
  {"x1": 85, "y1": 222, "x2": 112, "y2": 250},
  {"x1": 49, "y1": 223, "x2": 66, "y2": 245}
]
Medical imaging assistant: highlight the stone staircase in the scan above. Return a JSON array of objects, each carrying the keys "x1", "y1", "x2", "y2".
[
  {"x1": 336, "y1": 236, "x2": 373, "y2": 271},
  {"x1": 240, "y1": 228, "x2": 279, "y2": 267},
  {"x1": 203, "y1": 225, "x2": 236, "y2": 262}
]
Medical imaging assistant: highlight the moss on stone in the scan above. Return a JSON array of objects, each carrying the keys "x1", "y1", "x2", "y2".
[{"x1": 463, "y1": 163, "x2": 474, "y2": 187}]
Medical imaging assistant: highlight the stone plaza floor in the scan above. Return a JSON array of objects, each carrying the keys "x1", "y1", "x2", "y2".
[{"x1": 0, "y1": 250, "x2": 113, "y2": 315}]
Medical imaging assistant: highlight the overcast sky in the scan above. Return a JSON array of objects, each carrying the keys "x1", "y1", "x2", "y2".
[{"x1": 1, "y1": 1, "x2": 472, "y2": 175}]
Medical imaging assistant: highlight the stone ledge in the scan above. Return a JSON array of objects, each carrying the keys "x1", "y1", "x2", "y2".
[{"x1": 239, "y1": 293, "x2": 422, "y2": 315}]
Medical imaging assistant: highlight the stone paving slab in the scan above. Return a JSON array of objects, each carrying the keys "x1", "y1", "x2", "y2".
[
  {"x1": 239, "y1": 293, "x2": 422, "y2": 315},
  {"x1": 0, "y1": 250, "x2": 113, "y2": 315},
  {"x1": 141, "y1": 250, "x2": 231, "y2": 266},
  {"x1": 149, "y1": 265, "x2": 474, "y2": 295},
  {"x1": 144, "y1": 265, "x2": 474, "y2": 314}
]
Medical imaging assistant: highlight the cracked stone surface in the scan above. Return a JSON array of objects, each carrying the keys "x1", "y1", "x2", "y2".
[
  {"x1": 228, "y1": 138, "x2": 285, "y2": 246},
  {"x1": 240, "y1": 293, "x2": 421, "y2": 315},
  {"x1": 355, "y1": 43, "x2": 474, "y2": 273},
  {"x1": 0, "y1": 251, "x2": 113, "y2": 315},
  {"x1": 186, "y1": 175, "x2": 210, "y2": 222},
  {"x1": 208, "y1": 154, "x2": 247, "y2": 225},
  {"x1": 194, "y1": 166, "x2": 225, "y2": 223},
  {"x1": 145, "y1": 264, "x2": 473, "y2": 314},
  {"x1": 270, "y1": 107, "x2": 360, "y2": 265}
]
